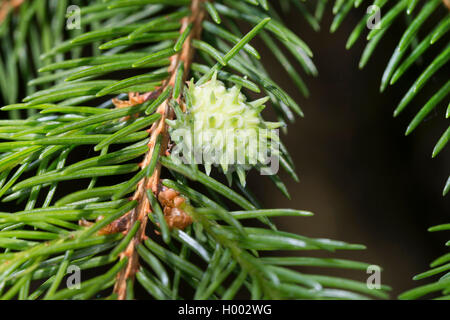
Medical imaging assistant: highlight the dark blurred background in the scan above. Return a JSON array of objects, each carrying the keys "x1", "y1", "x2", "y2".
[{"x1": 243, "y1": 5, "x2": 449, "y2": 297}]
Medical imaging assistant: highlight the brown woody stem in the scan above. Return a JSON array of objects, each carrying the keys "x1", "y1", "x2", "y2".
[
  {"x1": 444, "y1": 0, "x2": 450, "y2": 10},
  {"x1": 113, "y1": 0, "x2": 206, "y2": 300},
  {"x1": 0, "y1": 0, "x2": 24, "y2": 23}
]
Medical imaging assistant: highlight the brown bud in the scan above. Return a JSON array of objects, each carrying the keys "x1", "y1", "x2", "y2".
[
  {"x1": 158, "y1": 188, "x2": 178, "y2": 207},
  {"x1": 164, "y1": 208, "x2": 192, "y2": 230},
  {"x1": 173, "y1": 196, "x2": 185, "y2": 208}
]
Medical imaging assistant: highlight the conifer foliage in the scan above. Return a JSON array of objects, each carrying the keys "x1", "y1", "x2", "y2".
[
  {"x1": 0, "y1": 0, "x2": 447, "y2": 300},
  {"x1": 327, "y1": 0, "x2": 449, "y2": 299}
]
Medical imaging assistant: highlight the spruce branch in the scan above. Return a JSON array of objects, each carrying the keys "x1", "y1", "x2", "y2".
[
  {"x1": 0, "y1": 0, "x2": 392, "y2": 300},
  {"x1": 113, "y1": 0, "x2": 207, "y2": 299},
  {"x1": 0, "y1": 0, "x2": 24, "y2": 23},
  {"x1": 444, "y1": 0, "x2": 450, "y2": 10},
  {"x1": 399, "y1": 223, "x2": 450, "y2": 299},
  {"x1": 325, "y1": 0, "x2": 449, "y2": 298},
  {"x1": 328, "y1": 0, "x2": 449, "y2": 196}
]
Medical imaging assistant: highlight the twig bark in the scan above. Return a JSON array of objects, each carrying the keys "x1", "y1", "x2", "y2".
[
  {"x1": 0, "y1": 0, "x2": 24, "y2": 23},
  {"x1": 444, "y1": 0, "x2": 450, "y2": 10},
  {"x1": 113, "y1": 0, "x2": 206, "y2": 300}
]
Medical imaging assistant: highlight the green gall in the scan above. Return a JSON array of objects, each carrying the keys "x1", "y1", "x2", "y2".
[{"x1": 167, "y1": 73, "x2": 281, "y2": 186}]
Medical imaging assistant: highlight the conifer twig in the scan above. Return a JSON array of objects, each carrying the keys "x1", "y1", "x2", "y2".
[
  {"x1": 444, "y1": 0, "x2": 450, "y2": 10},
  {"x1": 113, "y1": 0, "x2": 206, "y2": 300},
  {"x1": 0, "y1": 0, "x2": 24, "y2": 23}
]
